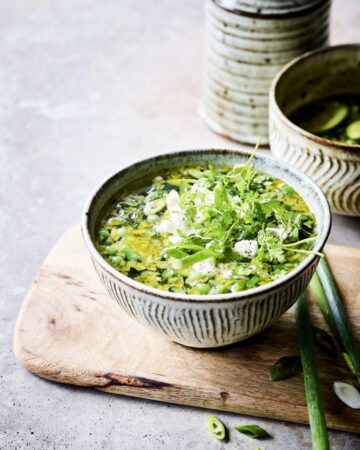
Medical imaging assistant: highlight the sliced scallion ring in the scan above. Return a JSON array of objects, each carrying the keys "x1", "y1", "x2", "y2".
[
  {"x1": 333, "y1": 381, "x2": 360, "y2": 409},
  {"x1": 346, "y1": 120, "x2": 360, "y2": 140},
  {"x1": 206, "y1": 415, "x2": 226, "y2": 440}
]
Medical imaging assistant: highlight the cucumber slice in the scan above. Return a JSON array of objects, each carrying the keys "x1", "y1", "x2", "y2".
[
  {"x1": 301, "y1": 100, "x2": 348, "y2": 134},
  {"x1": 346, "y1": 120, "x2": 360, "y2": 140}
]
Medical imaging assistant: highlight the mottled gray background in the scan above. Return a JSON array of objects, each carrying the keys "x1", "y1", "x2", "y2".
[{"x1": 1, "y1": 1, "x2": 359, "y2": 449}]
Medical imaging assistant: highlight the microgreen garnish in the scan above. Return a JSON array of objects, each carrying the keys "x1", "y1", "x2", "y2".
[
  {"x1": 96, "y1": 147, "x2": 317, "y2": 295},
  {"x1": 270, "y1": 355, "x2": 302, "y2": 381},
  {"x1": 234, "y1": 424, "x2": 270, "y2": 439}
]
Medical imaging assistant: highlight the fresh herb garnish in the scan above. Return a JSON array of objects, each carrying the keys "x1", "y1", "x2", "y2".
[
  {"x1": 234, "y1": 424, "x2": 270, "y2": 439},
  {"x1": 270, "y1": 355, "x2": 302, "y2": 381},
  {"x1": 206, "y1": 415, "x2": 227, "y2": 440},
  {"x1": 96, "y1": 151, "x2": 317, "y2": 295}
]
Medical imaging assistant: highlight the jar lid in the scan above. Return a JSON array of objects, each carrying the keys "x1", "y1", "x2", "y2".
[{"x1": 213, "y1": 0, "x2": 329, "y2": 18}]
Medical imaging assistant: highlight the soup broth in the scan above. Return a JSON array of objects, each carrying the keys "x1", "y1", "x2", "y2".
[{"x1": 96, "y1": 162, "x2": 317, "y2": 295}]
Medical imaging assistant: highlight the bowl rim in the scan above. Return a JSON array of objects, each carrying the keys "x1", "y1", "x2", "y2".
[
  {"x1": 269, "y1": 43, "x2": 360, "y2": 153},
  {"x1": 81, "y1": 148, "x2": 331, "y2": 304}
]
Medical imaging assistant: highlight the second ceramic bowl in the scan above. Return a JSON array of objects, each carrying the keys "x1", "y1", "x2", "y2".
[{"x1": 269, "y1": 44, "x2": 360, "y2": 216}]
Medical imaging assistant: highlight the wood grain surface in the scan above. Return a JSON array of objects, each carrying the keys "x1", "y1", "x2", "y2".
[{"x1": 14, "y1": 225, "x2": 360, "y2": 433}]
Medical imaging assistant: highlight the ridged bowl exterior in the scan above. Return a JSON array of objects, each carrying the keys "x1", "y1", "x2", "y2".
[
  {"x1": 82, "y1": 149, "x2": 331, "y2": 348},
  {"x1": 269, "y1": 44, "x2": 360, "y2": 216},
  {"x1": 200, "y1": 0, "x2": 331, "y2": 144},
  {"x1": 93, "y1": 255, "x2": 318, "y2": 348}
]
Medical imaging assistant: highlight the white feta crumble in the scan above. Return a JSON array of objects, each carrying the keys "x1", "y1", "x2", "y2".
[
  {"x1": 192, "y1": 258, "x2": 216, "y2": 276},
  {"x1": 234, "y1": 240, "x2": 258, "y2": 258},
  {"x1": 266, "y1": 227, "x2": 287, "y2": 240},
  {"x1": 156, "y1": 212, "x2": 187, "y2": 235},
  {"x1": 166, "y1": 190, "x2": 181, "y2": 212},
  {"x1": 156, "y1": 190, "x2": 189, "y2": 242},
  {"x1": 221, "y1": 268, "x2": 232, "y2": 279},
  {"x1": 191, "y1": 184, "x2": 214, "y2": 205}
]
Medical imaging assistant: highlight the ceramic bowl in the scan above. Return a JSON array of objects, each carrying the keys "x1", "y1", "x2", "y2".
[
  {"x1": 82, "y1": 149, "x2": 331, "y2": 348},
  {"x1": 269, "y1": 44, "x2": 360, "y2": 216}
]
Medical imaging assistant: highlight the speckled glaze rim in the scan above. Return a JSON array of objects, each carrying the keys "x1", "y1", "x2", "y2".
[
  {"x1": 212, "y1": 0, "x2": 330, "y2": 20},
  {"x1": 82, "y1": 149, "x2": 331, "y2": 304},
  {"x1": 269, "y1": 44, "x2": 360, "y2": 153}
]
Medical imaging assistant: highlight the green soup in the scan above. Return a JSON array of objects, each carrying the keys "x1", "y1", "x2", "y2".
[
  {"x1": 96, "y1": 161, "x2": 317, "y2": 295},
  {"x1": 290, "y1": 94, "x2": 360, "y2": 145}
]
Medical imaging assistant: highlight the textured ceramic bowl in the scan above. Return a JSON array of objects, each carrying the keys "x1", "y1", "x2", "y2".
[
  {"x1": 269, "y1": 44, "x2": 360, "y2": 216},
  {"x1": 82, "y1": 150, "x2": 331, "y2": 348},
  {"x1": 200, "y1": 0, "x2": 331, "y2": 145}
]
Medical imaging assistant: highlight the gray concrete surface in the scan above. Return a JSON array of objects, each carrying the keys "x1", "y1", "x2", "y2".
[{"x1": 1, "y1": 1, "x2": 360, "y2": 449}]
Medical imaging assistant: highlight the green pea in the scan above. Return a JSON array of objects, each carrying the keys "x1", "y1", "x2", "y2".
[
  {"x1": 99, "y1": 229, "x2": 110, "y2": 240},
  {"x1": 110, "y1": 255, "x2": 124, "y2": 266},
  {"x1": 105, "y1": 246, "x2": 118, "y2": 256}
]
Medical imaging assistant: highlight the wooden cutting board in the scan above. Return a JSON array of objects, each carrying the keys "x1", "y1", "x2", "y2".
[{"x1": 14, "y1": 225, "x2": 360, "y2": 433}]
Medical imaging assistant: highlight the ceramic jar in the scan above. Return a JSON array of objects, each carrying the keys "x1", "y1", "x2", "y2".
[{"x1": 200, "y1": 0, "x2": 331, "y2": 145}]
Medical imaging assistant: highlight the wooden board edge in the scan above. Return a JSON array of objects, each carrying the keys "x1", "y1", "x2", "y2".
[{"x1": 13, "y1": 226, "x2": 360, "y2": 435}]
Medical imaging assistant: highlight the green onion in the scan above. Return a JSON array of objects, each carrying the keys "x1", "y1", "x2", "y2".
[
  {"x1": 206, "y1": 415, "x2": 226, "y2": 440},
  {"x1": 310, "y1": 257, "x2": 360, "y2": 382},
  {"x1": 234, "y1": 424, "x2": 270, "y2": 439},
  {"x1": 269, "y1": 356, "x2": 302, "y2": 381},
  {"x1": 296, "y1": 293, "x2": 329, "y2": 450},
  {"x1": 333, "y1": 381, "x2": 360, "y2": 409}
]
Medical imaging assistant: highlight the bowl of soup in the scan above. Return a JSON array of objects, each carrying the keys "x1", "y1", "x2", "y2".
[
  {"x1": 269, "y1": 44, "x2": 360, "y2": 216},
  {"x1": 82, "y1": 149, "x2": 331, "y2": 348}
]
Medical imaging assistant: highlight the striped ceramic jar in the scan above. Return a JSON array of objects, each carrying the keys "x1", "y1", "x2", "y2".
[
  {"x1": 200, "y1": 0, "x2": 331, "y2": 145},
  {"x1": 269, "y1": 44, "x2": 360, "y2": 216},
  {"x1": 82, "y1": 150, "x2": 331, "y2": 348}
]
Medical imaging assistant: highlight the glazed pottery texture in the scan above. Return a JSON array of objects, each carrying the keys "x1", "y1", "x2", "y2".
[
  {"x1": 82, "y1": 150, "x2": 331, "y2": 348},
  {"x1": 200, "y1": 0, "x2": 331, "y2": 145},
  {"x1": 269, "y1": 44, "x2": 360, "y2": 217}
]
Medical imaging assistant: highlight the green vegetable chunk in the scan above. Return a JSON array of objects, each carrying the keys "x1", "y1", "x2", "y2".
[
  {"x1": 270, "y1": 355, "x2": 302, "y2": 381},
  {"x1": 302, "y1": 100, "x2": 348, "y2": 133},
  {"x1": 346, "y1": 120, "x2": 360, "y2": 140},
  {"x1": 234, "y1": 424, "x2": 270, "y2": 439},
  {"x1": 290, "y1": 94, "x2": 360, "y2": 145},
  {"x1": 206, "y1": 415, "x2": 226, "y2": 440}
]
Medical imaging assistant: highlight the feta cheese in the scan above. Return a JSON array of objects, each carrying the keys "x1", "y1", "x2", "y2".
[
  {"x1": 157, "y1": 212, "x2": 187, "y2": 235},
  {"x1": 221, "y1": 268, "x2": 233, "y2": 279},
  {"x1": 191, "y1": 184, "x2": 214, "y2": 205},
  {"x1": 192, "y1": 258, "x2": 215, "y2": 276},
  {"x1": 166, "y1": 190, "x2": 181, "y2": 212},
  {"x1": 234, "y1": 240, "x2": 258, "y2": 258},
  {"x1": 267, "y1": 227, "x2": 287, "y2": 240},
  {"x1": 156, "y1": 190, "x2": 189, "y2": 242}
]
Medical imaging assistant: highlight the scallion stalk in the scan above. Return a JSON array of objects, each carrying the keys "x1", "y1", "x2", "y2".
[
  {"x1": 310, "y1": 257, "x2": 360, "y2": 382},
  {"x1": 296, "y1": 293, "x2": 329, "y2": 450}
]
